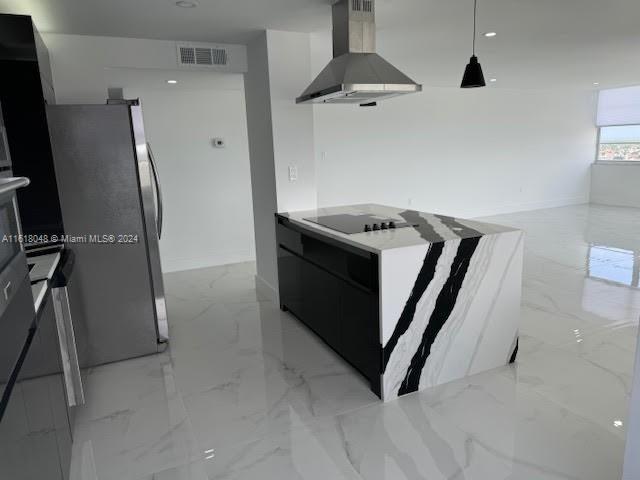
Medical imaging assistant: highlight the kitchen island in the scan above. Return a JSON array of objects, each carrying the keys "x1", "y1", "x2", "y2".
[{"x1": 276, "y1": 204, "x2": 523, "y2": 401}]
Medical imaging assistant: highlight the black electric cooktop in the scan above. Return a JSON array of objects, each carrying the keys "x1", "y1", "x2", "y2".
[{"x1": 303, "y1": 214, "x2": 415, "y2": 235}]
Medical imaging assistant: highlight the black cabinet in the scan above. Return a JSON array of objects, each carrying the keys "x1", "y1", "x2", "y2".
[
  {"x1": 276, "y1": 216, "x2": 381, "y2": 396},
  {"x1": 301, "y1": 260, "x2": 341, "y2": 350},
  {"x1": 339, "y1": 282, "x2": 379, "y2": 387},
  {"x1": 0, "y1": 14, "x2": 64, "y2": 239},
  {"x1": 278, "y1": 247, "x2": 303, "y2": 318}
]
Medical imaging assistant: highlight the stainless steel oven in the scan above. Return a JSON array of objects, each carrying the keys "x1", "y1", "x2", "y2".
[
  {"x1": 0, "y1": 180, "x2": 25, "y2": 263},
  {"x1": 0, "y1": 176, "x2": 76, "y2": 479},
  {"x1": 0, "y1": 176, "x2": 33, "y2": 420}
]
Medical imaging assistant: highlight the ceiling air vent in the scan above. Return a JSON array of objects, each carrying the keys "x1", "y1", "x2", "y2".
[
  {"x1": 178, "y1": 45, "x2": 228, "y2": 67},
  {"x1": 211, "y1": 48, "x2": 228, "y2": 65},
  {"x1": 351, "y1": 0, "x2": 372, "y2": 12},
  {"x1": 195, "y1": 47, "x2": 212, "y2": 65},
  {"x1": 180, "y1": 46, "x2": 196, "y2": 65}
]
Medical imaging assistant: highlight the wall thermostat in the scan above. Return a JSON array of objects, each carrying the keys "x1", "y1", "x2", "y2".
[{"x1": 212, "y1": 138, "x2": 226, "y2": 148}]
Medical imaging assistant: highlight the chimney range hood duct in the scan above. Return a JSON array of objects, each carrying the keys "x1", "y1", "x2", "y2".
[{"x1": 296, "y1": 0, "x2": 422, "y2": 106}]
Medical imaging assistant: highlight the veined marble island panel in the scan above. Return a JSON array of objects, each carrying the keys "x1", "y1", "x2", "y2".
[
  {"x1": 380, "y1": 229, "x2": 523, "y2": 400},
  {"x1": 276, "y1": 204, "x2": 523, "y2": 401}
]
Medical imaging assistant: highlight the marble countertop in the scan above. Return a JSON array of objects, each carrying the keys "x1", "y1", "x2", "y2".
[{"x1": 278, "y1": 204, "x2": 519, "y2": 253}]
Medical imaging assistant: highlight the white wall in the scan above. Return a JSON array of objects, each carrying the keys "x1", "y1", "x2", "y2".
[
  {"x1": 43, "y1": 34, "x2": 255, "y2": 272},
  {"x1": 120, "y1": 71, "x2": 254, "y2": 272},
  {"x1": 244, "y1": 32, "x2": 279, "y2": 300},
  {"x1": 244, "y1": 30, "x2": 317, "y2": 301},
  {"x1": 310, "y1": 35, "x2": 598, "y2": 218},
  {"x1": 591, "y1": 163, "x2": 640, "y2": 208},
  {"x1": 266, "y1": 30, "x2": 317, "y2": 214}
]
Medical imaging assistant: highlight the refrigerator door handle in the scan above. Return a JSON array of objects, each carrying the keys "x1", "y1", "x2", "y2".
[{"x1": 146, "y1": 143, "x2": 163, "y2": 240}]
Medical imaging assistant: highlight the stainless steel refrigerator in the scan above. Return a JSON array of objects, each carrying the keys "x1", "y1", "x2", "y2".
[{"x1": 46, "y1": 103, "x2": 168, "y2": 367}]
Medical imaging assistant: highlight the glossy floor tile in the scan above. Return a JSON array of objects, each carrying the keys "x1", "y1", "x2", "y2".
[{"x1": 69, "y1": 204, "x2": 639, "y2": 480}]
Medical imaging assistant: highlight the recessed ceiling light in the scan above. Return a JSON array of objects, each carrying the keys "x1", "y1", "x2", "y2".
[
  {"x1": 614, "y1": 420, "x2": 623, "y2": 428},
  {"x1": 175, "y1": 1, "x2": 198, "y2": 7},
  {"x1": 483, "y1": 32, "x2": 497, "y2": 38},
  {"x1": 167, "y1": 80, "x2": 178, "y2": 84},
  {"x1": 593, "y1": 82, "x2": 600, "y2": 86},
  {"x1": 490, "y1": 78, "x2": 497, "y2": 82}
]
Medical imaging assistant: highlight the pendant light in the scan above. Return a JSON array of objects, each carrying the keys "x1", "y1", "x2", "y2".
[{"x1": 460, "y1": 0, "x2": 486, "y2": 88}]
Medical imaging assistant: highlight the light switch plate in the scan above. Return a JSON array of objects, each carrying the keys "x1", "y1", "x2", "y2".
[{"x1": 288, "y1": 165, "x2": 298, "y2": 182}]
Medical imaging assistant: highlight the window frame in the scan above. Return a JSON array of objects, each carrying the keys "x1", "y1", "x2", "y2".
[{"x1": 595, "y1": 122, "x2": 640, "y2": 165}]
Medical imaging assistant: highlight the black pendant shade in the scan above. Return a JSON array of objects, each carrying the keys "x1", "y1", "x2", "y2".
[
  {"x1": 461, "y1": 0, "x2": 486, "y2": 89},
  {"x1": 461, "y1": 55, "x2": 486, "y2": 88}
]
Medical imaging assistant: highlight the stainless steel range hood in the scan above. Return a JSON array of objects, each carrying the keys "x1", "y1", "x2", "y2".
[{"x1": 296, "y1": 0, "x2": 422, "y2": 106}]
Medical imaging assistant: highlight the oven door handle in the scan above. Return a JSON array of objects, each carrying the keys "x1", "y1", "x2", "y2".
[
  {"x1": 52, "y1": 286, "x2": 85, "y2": 407},
  {"x1": 0, "y1": 177, "x2": 30, "y2": 197}
]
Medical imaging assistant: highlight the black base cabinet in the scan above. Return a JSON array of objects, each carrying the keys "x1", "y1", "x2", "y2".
[
  {"x1": 301, "y1": 261, "x2": 341, "y2": 351},
  {"x1": 276, "y1": 216, "x2": 381, "y2": 397},
  {"x1": 339, "y1": 282, "x2": 379, "y2": 385},
  {"x1": 278, "y1": 248, "x2": 303, "y2": 319}
]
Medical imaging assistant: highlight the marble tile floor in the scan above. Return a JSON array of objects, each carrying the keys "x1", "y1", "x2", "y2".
[{"x1": 69, "y1": 204, "x2": 640, "y2": 480}]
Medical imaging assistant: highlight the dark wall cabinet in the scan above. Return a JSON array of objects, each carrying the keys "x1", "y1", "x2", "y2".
[
  {"x1": 0, "y1": 14, "x2": 64, "y2": 239},
  {"x1": 276, "y1": 216, "x2": 381, "y2": 396}
]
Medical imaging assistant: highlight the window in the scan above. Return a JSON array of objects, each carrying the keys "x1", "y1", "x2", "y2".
[{"x1": 598, "y1": 125, "x2": 640, "y2": 161}]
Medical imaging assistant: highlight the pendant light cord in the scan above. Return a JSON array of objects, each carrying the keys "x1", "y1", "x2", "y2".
[{"x1": 472, "y1": 0, "x2": 477, "y2": 55}]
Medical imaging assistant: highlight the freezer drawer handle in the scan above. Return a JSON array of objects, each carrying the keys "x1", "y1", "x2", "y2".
[{"x1": 52, "y1": 286, "x2": 85, "y2": 407}]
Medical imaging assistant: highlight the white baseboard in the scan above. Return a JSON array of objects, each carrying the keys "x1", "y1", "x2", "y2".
[
  {"x1": 255, "y1": 274, "x2": 279, "y2": 305},
  {"x1": 161, "y1": 251, "x2": 255, "y2": 273},
  {"x1": 474, "y1": 195, "x2": 589, "y2": 218}
]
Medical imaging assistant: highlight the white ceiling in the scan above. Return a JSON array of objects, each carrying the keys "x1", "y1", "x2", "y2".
[
  {"x1": 2, "y1": 0, "x2": 640, "y2": 89},
  {"x1": 0, "y1": 0, "x2": 333, "y2": 43}
]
